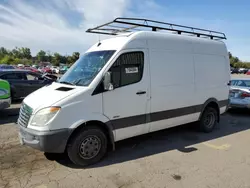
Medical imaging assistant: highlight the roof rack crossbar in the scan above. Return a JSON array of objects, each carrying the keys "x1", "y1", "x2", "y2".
[{"x1": 86, "y1": 17, "x2": 227, "y2": 40}]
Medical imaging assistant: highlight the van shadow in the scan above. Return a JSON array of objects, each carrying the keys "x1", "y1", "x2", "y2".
[
  {"x1": 0, "y1": 99, "x2": 22, "y2": 125},
  {"x1": 47, "y1": 109, "x2": 250, "y2": 169},
  {"x1": 0, "y1": 108, "x2": 20, "y2": 124}
]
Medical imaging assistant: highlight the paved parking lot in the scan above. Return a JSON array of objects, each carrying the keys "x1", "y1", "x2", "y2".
[
  {"x1": 1, "y1": 75, "x2": 250, "y2": 188},
  {"x1": 1, "y1": 101, "x2": 250, "y2": 188}
]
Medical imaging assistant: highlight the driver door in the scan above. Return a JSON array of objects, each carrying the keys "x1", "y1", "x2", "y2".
[{"x1": 103, "y1": 50, "x2": 150, "y2": 141}]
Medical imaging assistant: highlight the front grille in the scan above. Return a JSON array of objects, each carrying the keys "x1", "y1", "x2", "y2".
[{"x1": 18, "y1": 103, "x2": 32, "y2": 127}]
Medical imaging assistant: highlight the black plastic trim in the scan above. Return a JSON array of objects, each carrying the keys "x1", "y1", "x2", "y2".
[{"x1": 108, "y1": 99, "x2": 228, "y2": 130}]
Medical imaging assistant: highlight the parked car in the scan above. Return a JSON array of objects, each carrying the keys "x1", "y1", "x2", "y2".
[
  {"x1": 18, "y1": 18, "x2": 230, "y2": 167},
  {"x1": 59, "y1": 66, "x2": 69, "y2": 74},
  {"x1": 41, "y1": 73, "x2": 58, "y2": 81},
  {"x1": 231, "y1": 68, "x2": 239, "y2": 74},
  {"x1": 238, "y1": 68, "x2": 248, "y2": 74},
  {"x1": 238, "y1": 68, "x2": 246, "y2": 74},
  {"x1": 0, "y1": 70, "x2": 54, "y2": 99},
  {"x1": 51, "y1": 66, "x2": 60, "y2": 74},
  {"x1": 17, "y1": 64, "x2": 25, "y2": 68},
  {"x1": 229, "y1": 78, "x2": 250, "y2": 109},
  {"x1": 32, "y1": 65, "x2": 39, "y2": 69},
  {"x1": 246, "y1": 70, "x2": 250, "y2": 75},
  {"x1": 0, "y1": 79, "x2": 11, "y2": 110},
  {"x1": 41, "y1": 67, "x2": 52, "y2": 74},
  {"x1": 25, "y1": 67, "x2": 41, "y2": 73},
  {"x1": 0, "y1": 65, "x2": 15, "y2": 70},
  {"x1": 243, "y1": 69, "x2": 249, "y2": 74}
]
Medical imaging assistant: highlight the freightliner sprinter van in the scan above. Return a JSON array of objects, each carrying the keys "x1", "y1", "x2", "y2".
[{"x1": 18, "y1": 18, "x2": 230, "y2": 166}]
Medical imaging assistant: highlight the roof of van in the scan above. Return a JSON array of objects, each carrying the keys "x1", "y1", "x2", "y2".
[{"x1": 86, "y1": 31, "x2": 227, "y2": 56}]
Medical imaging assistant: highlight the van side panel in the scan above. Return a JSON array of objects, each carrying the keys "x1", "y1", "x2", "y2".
[
  {"x1": 193, "y1": 40, "x2": 230, "y2": 115},
  {"x1": 149, "y1": 49, "x2": 196, "y2": 132},
  {"x1": 194, "y1": 54, "x2": 229, "y2": 110}
]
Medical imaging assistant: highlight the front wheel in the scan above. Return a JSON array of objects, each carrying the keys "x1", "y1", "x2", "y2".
[
  {"x1": 199, "y1": 107, "x2": 218, "y2": 133},
  {"x1": 67, "y1": 126, "x2": 107, "y2": 166}
]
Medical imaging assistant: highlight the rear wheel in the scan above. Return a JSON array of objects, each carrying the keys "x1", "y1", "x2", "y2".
[
  {"x1": 67, "y1": 126, "x2": 107, "y2": 166},
  {"x1": 199, "y1": 107, "x2": 218, "y2": 133}
]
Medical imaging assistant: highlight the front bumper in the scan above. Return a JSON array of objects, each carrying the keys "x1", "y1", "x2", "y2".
[
  {"x1": 19, "y1": 125, "x2": 73, "y2": 153},
  {"x1": 0, "y1": 98, "x2": 11, "y2": 110}
]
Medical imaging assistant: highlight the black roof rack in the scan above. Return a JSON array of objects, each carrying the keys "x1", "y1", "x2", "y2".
[{"x1": 86, "y1": 17, "x2": 226, "y2": 40}]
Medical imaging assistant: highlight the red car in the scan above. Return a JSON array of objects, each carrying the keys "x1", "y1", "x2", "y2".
[
  {"x1": 25, "y1": 67, "x2": 41, "y2": 73},
  {"x1": 246, "y1": 70, "x2": 250, "y2": 75},
  {"x1": 41, "y1": 67, "x2": 52, "y2": 74}
]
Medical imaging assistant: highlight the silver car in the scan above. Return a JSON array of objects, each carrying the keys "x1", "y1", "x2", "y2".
[{"x1": 229, "y1": 78, "x2": 250, "y2": 109}]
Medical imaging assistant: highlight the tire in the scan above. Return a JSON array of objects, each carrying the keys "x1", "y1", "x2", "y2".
[
  {"x1": 199, "y1": 107, "x2": 218, "y2": 133},
  {"x1": 67, "y1": 126, "x2": 107, "y2": 166}
]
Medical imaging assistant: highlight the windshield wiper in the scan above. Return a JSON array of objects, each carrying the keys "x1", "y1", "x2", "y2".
[{"x1": 59, "y1": 81, "x2": 75, "y2": 86}]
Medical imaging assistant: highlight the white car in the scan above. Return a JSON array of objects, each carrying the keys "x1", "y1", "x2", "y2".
[
  {"x1": 18, "y1": 18, "x2": 230, "y2": 166},
  {"x1": 229, "y1": 79, "x2": 250, "y2": 109},
  {"x1": 17, "y1": 64, "x2": 24, "y2": 68},
  {"x1": 51, "y1": 66, "x2": 59, "y2": 74}
]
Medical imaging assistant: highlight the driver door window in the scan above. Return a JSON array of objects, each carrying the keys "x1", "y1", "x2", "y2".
[{"x1": 109, "y1": 52, "x2": 144, "y2": 88}]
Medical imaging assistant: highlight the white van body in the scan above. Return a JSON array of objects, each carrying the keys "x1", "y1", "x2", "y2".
[{"x1": 18, "y1": 31, "x2": 230, "y2": 163}]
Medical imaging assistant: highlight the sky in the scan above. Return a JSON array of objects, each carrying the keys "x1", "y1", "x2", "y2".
[{"x1": 0, "y1": 0, "x2": 249, "y2": 61}]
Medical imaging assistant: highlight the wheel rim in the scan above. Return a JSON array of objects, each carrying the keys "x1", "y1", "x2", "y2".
[
  {"x1": 78, "y1": 135, "x2": 101, "y2": 160},
  {"x1": 203, "y1": 112, "x2": 215, "y2": 128}
]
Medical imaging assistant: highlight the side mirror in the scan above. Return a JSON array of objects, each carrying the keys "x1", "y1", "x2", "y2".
[{"x1": 103, "y1": 72, "x2": 114, "y2": 91}]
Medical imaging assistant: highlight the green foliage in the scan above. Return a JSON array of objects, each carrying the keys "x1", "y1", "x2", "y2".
[
  {"x1": 0, "y1": 47, "x2": 81, "y2": 66},
  {"x1": 36, "y1": 50, "x2": 47, "y2": 62},
  {"x1": 229, "y1": 52, "x2": 250, "y2": 69}
]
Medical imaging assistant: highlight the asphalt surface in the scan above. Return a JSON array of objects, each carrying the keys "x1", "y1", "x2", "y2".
[{"x1": 1, "y1": 74, "x2": 250, "y2": 188}]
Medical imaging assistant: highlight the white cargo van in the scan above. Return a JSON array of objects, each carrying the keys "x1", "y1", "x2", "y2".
[{"x1": 18, "y1": 18, "x2": 230, "y2": 166}]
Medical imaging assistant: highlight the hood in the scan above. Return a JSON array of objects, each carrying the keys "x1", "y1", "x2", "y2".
[{"x1": 23, "y1": 82, "x2": 86, "y2": 113}]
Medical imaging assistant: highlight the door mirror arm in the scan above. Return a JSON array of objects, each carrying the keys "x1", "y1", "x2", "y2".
[{"x1": 103, "y1": 71, "x2": 114, "y2": 91}]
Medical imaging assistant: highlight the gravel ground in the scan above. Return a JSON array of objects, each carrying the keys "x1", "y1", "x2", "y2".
[{"x1": 0, "y1": 74, "x2": 250, "y2": 188}]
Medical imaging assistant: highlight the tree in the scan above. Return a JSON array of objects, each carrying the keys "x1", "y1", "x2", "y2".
[
  {"x1": 19, "y1": 47, "x2": 31, "y2": 59},
  {"x1": 52, "y1": 52, "x2": 61, "y2": 66},
  {"x1": 66, "y1": 56, "x2": 73, "y2": 65},
  {"x1": 0, "y1": 47, "x2": 8, "y2": 58},
  {"x1": 72, "y1": 52, "x2": 80, "y2": 63},
  {"x1": 46, "y1": 51, "x2": 53, "y2": 63},
  {"x1": 36, "y1": 50, "x2": 47, "y2": 62},
  {"x1": 12, "y1": 47, "x2": 21, "y2": 58},
  {"x1": 0, "y1": 56, "x2": 15, "y2": 65}
]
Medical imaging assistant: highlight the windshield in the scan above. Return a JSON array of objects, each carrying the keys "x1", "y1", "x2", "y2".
[{"x1": 59, "y1": 50, "x2": 115, "y2": 86}]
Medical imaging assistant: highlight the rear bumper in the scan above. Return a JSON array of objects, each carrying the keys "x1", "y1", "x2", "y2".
[
  {"x1": 229, "y1": 98, "x2": 250, "y2": 109},
  {"x1": 19, "y1": 125, "x2": 73, "y2": 153},
  {"x1": 229, "y1": 103, "x2": 250, "y2": 109},
  {"x1": 0, "y1": 98, "x2": 11, "y2": 110}
]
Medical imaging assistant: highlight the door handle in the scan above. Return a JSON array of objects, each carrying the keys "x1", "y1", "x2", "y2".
[{"x1": 136, "y1": 91, "x2": 146, "y2": 95}]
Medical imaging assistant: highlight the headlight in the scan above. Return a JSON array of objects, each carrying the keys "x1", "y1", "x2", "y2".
[{"x1": 30, "y1": 107, "x2": 61, "y2": 126}]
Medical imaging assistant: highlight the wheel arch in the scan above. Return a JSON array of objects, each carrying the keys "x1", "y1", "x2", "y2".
[
  {"x1": 199, "y1": 98, "x2": 220, "y2": 122},
  {"x1": 67, "y1": 120, "x2": 115, "y2": 152}
]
